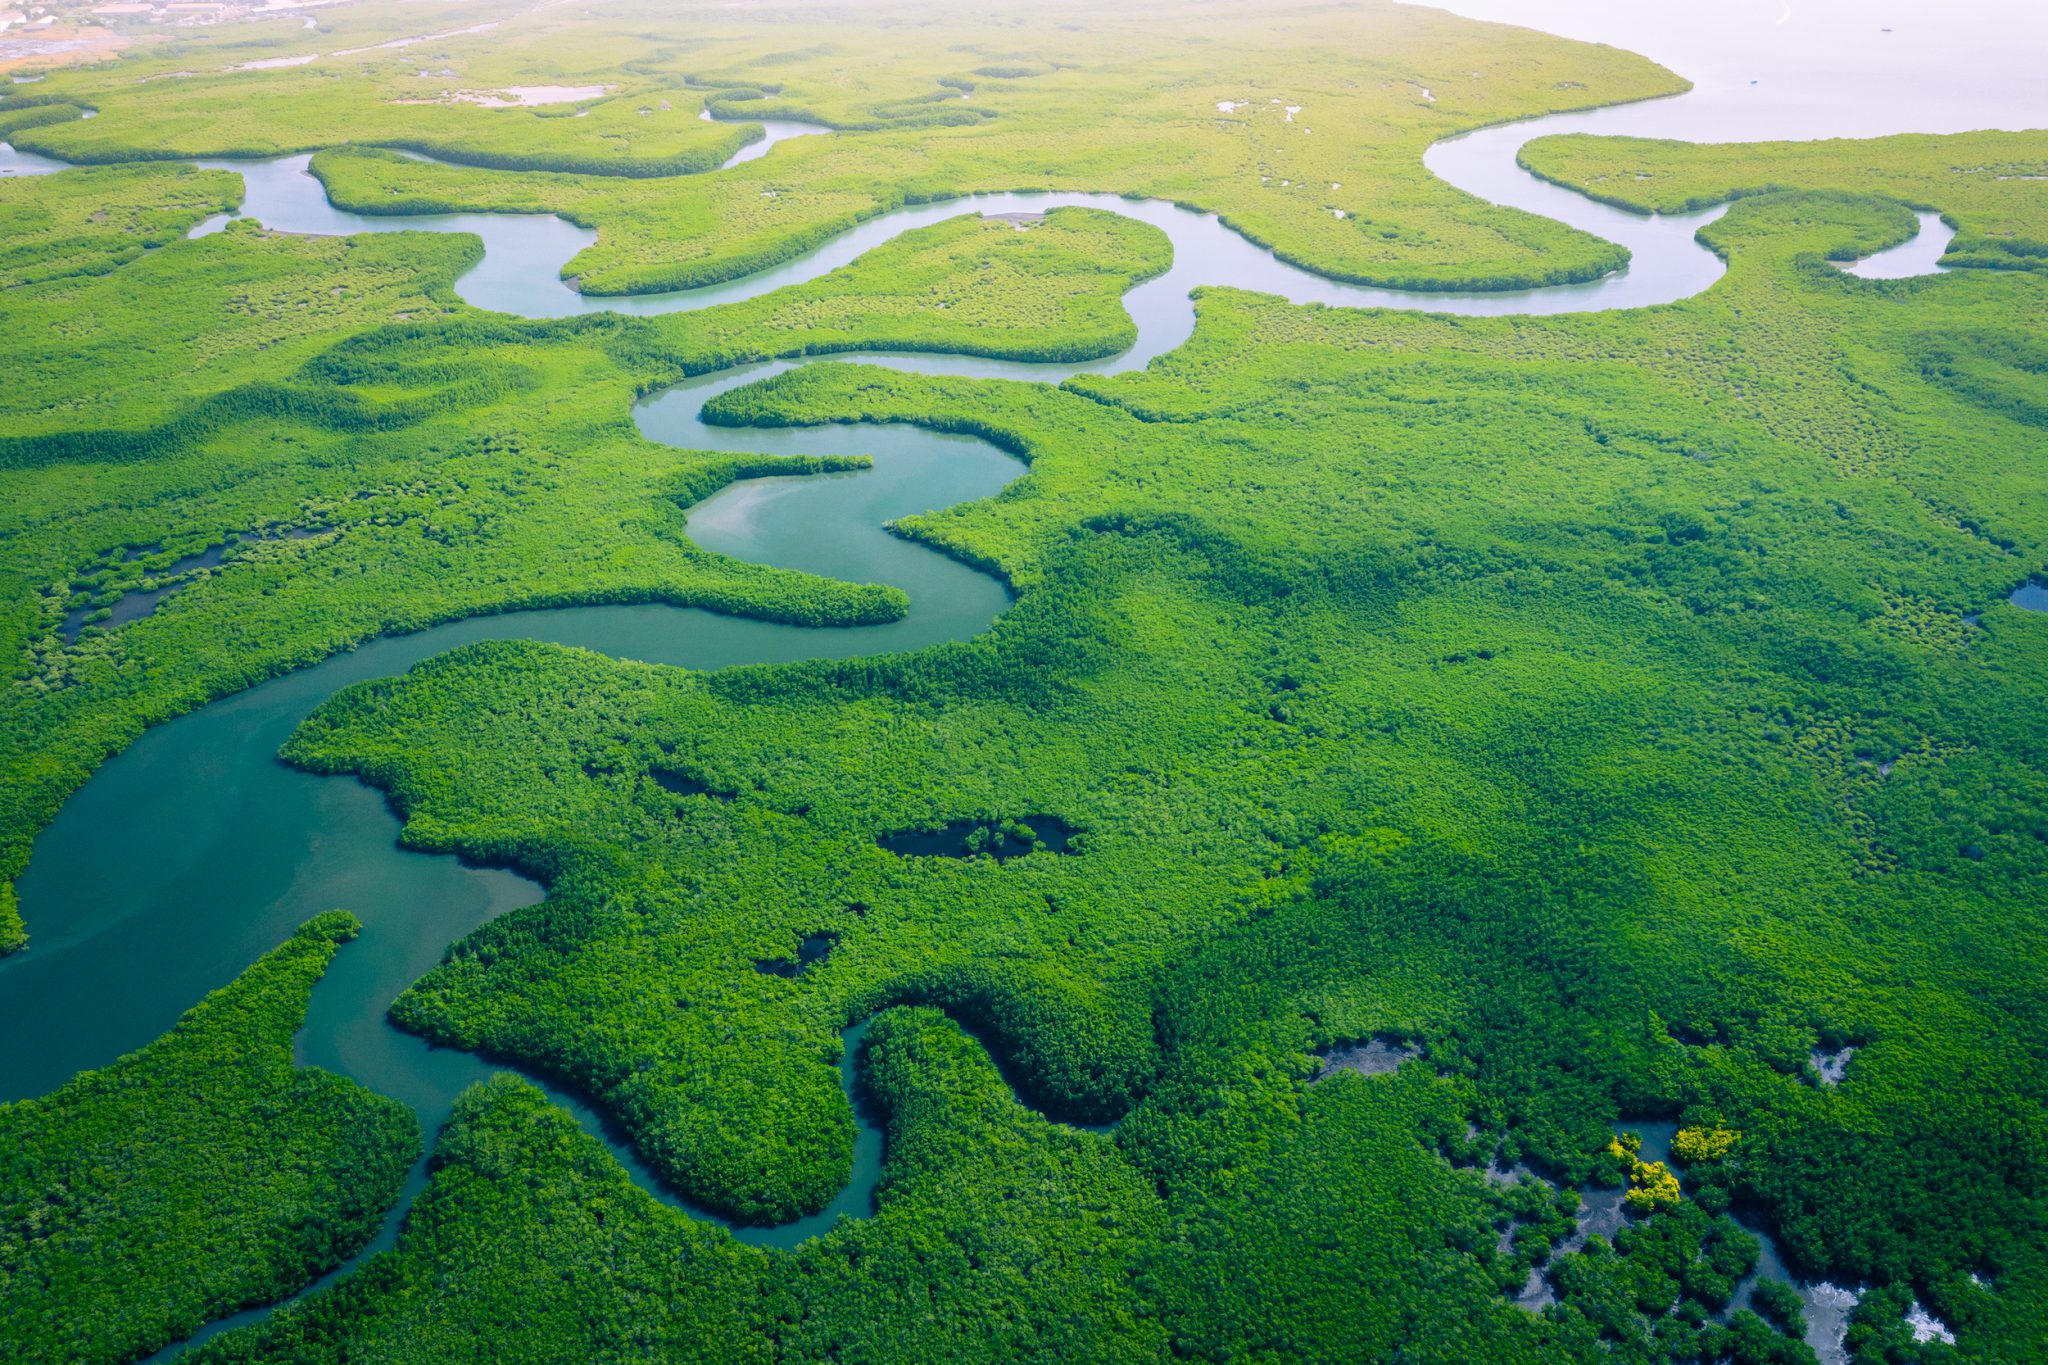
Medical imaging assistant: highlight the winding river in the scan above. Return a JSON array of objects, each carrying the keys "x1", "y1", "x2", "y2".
[{"x1": 0, "y1": 6, "x2": 2021, "y2": 1356}]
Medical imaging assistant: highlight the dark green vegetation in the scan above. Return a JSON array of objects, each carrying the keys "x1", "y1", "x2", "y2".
[
  {"x1": 877, "y1": 813, "x2": 1080, "y2": 861},
  {"x1": 0, "y1": 914, "x2": 416, "y2": 1365},
  {"x1": 191, "y1": 1008, "x2": 1174, "y2": 1364},
  {"x1": 0, "y1": 199, "x2": 1167, "y2": 956},
  {"x1": 1540, "y1": 1201, "x2": 1808, "y2": 1364},
  {"x1": 1, "y1": 2, "x2": 2044, "y2": 1361},
  {"x1": 264, "y1": 183, "x2": 2048, "y2": 1357},
  {"x1": 1847, "y1": 1287, "x2": 1962, "y2": 1365}
]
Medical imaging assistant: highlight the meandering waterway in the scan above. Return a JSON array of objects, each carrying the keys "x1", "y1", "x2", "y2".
[{"x1": 0, "y1": 10, "x2": 2021, "y2": 1356}]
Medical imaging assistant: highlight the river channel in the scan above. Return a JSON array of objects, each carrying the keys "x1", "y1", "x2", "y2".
[{"x1": 1, "y1": 5, "x2": 2033, "y2": 1356}]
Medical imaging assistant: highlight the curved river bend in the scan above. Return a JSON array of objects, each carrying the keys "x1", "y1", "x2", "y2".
[{"x1": 0, "y1": 27, "x2": 1978, "y2": 1358}]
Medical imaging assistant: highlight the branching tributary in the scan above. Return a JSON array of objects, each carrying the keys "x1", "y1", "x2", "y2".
[{"x1": 0, "y1": 74, "x2": 1957, "y2": 1363}]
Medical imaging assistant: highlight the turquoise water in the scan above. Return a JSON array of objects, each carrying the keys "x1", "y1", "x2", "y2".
[{"x1": 0, "y1": 18, "x2": 1993, "y2": 1354}]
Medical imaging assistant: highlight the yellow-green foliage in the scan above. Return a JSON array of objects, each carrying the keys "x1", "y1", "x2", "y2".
[
  {"x1": 1871, "y1": 588, "x2": 1980, "y2": 656},
  {"x1": 1605, "y1": 1135, "x2": 1682, "y2": 1214},
  {"x1": 1672, "y1": 1124, "x2": 1740, "y2": 1164},
  {"x1": 1519, "y1": 129, "x2": 2048, "y2": 272},
  {"x1": 0, "y1": 100, "x2": 88, "y2": 140},
  {"x1": 0, "y1": 216, "x2": 475, "y2": 440},
  {"x1": 0, "y1": 190, "x2": 1171, "y2": 931},
  {"x1": 17, "y1": 0, "x2": 1686, "y2": 293},
  {"x1": 0, "y1": 162, "x2": 236, "y2": 289},
  {"x1": 33, "y1": 76, "x2": 748, "y2": 177},
  {"x1": 2, "y1": 9, "x2": 2047, "y2": 1360},
  {"x1": 676, "y1": 207, "x2": 1173, "y2": 366}
]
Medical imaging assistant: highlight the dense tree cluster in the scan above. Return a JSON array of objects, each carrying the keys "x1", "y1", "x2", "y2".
[
  {"x1": 258, "y1": 178, "x2": 2046, "y2": 1356},
  {"x1": 0, "y1": 915, "x2": 416, "y2": 1364},
  {"x1": 0, "y1": 7, "x2": 2042, "y2": 1358}
]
